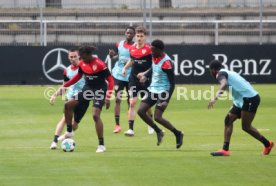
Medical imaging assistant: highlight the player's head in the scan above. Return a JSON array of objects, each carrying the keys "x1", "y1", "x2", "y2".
[
  {"x1": 151, "y1": 39, "x2": 164, "y2": 58},
  {"x1": 209, "y1": 60, "x2": 223, "y2": 78},
  {"x1": 68, "y1": 48, "x2": 79, "y2": 66},
  {"x1": 135, "y1": 26, "x2": 147, "y2": 45},
  {"x1": 125, "y1": 26, "x2": 135, "y2": 42},
  {"x1": 78, "y1": 46, "x2": 96, "y2": 63}
]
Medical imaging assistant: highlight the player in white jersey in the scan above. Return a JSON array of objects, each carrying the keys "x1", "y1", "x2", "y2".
[
  {"x1": 49, "y1": 49, "x2": 88, "y2": 149},
  {"x1": 208, "y1": 60, "x2": 274, "y2": 156}
]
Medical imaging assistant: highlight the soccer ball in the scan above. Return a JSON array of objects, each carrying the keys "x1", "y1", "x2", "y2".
[{"x1": 61, "y1": 138, "x2": 75, "y2": 152}]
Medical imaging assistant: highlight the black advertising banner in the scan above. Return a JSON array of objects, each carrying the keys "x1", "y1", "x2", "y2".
[{"x1": 0, "y1": 45, "x2": 275, "y2": 85}]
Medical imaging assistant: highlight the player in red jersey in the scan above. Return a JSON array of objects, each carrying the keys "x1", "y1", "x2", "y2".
[
  {"x1": 55, "y1": 46, "x2": 114, "y2": 153},
  {"x1": 122, "y1": 26, "x2": 154, "y2": 136}
]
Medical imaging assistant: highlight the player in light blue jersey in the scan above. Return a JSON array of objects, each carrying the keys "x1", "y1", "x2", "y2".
[
  {"x1": 137, "y1": 39, "x2": 184, "y2": 149},
  {"x1": 208, "y1": 60, "x2": 274, "y2": 156},
  {"x1": 109, "y1": 26, "x2": 135, "y2": 133},
  {"x1": 49, "y1": 48, "x2": 89, "y2": 149}
]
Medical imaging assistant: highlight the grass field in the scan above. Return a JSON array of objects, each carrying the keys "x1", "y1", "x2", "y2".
[{"x1": 0, "y1": 84, "x2": 275, "y2": 186}]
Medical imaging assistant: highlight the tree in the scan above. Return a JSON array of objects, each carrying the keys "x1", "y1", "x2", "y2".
[
  {"x1": 159, "y1": 0, "x2": 172, "y2": 8},
  {"x1": 46, "y1": 0, "x2": 61, "y2": 8}
]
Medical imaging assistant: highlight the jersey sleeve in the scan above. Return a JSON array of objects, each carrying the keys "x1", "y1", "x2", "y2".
[
  {"x1": 161, "y1": 60, "x2": 173, "y2": 70},
  {"x1": 63, "y1": 69, "x2": 70, "y2": 82},
  {"x1": 64, "y1": 71, "x2": 83, "y2": 87},
  {"x1": 217, "y1": 71, "x2": 228, "y2": 82}
]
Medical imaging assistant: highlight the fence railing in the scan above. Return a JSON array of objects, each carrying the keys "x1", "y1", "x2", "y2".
[{"x1": 1, "y1": 19, "x2": 276, "y2": 46}]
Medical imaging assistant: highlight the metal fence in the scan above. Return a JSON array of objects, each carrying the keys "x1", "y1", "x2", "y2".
[{"x1": 0, "y1": 0, "x2": 276, "y2": 46}]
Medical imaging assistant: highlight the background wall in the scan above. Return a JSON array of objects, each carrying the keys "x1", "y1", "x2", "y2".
[{"x1": 0, "y1": 45, "x2": 274, "y2": 85}]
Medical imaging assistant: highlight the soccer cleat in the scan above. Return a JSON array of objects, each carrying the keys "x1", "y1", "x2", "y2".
[
  {"x1": 156, "y1": 131, "x2": 164, "y2": 146},
  {"x1": 263, "y1": 141, "x2": 274, "y2": 155},
  {"x1": 96, "y1": 145, "x2": 106, "y2": 153},
  {"x1": 148, "y1": 126, "x2": 155, "y2": 135},
  {"x1": 210, "y1": 149, "x2": 230, "y2": 156},
  {"x1": 58, "y1": 131, "x2": 74, "y2": 141},
  {"x1": 176, "y1": 132, "x2": 184, "y2": 149},
  {"x1": 113, "y1": 125, "x2": 122, "y2": 133},
  {"x1": 124, "y1": 129, "x2": 135, "y2": 136},
  {"x1": 50, "y1": 142, "x2": 57, "y2": 149}
]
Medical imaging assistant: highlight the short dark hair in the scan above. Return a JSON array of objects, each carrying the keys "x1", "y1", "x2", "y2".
[
  {"x1": 151, "y1": 39, "x2": 164, "y2": 51},
  {"x1": 209, "y1": 60, "x2": 223, "y2": 71},
  {"x1": 135, "y1": 26, "x2": 147, "y2": 35},
  {"x1": 125, "y1": 26, "x2": 135, "y2": 33},
  {"x1": 68, "y1": 48, "x2": 78, "y2": 53},
  {"x1": 78, "y1": 46, "x2": 96, "y2": 55}
]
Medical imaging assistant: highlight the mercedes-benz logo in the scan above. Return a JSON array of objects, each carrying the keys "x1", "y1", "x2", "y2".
[{"x1": 42, "y1": 48, "x2": 69, "y2": 83}]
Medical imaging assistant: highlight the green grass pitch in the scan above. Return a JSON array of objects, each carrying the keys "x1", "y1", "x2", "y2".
[{"x1": 0, "y1": 85, "x2": 275, "y2": 186}]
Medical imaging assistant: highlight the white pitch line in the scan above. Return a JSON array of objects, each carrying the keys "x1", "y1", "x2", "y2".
[{"x1": 257, "y1": 129, "x2": 271, "y2": 131}]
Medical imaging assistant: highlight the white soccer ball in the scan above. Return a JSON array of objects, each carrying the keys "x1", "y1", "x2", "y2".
[{"x1": 61, "y1": 138, "x2": 75, "y2": 152}]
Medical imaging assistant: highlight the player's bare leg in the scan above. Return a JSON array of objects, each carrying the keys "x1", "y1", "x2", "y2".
[
  {"x1": 113, "y1": 93, "x2": 122, "y2": 133},
  {"x1": 154, "y1": 106, "x2": 183, "y2": 149},
  {"x1": 124, "y1": 97, "x2": 138, "y2": 136},
  {"x1": 62, "y1": 99, "x2": 79, "y2": 139},
  {"x1": 211, "y1": 113, "x2": 238, "y2": 156},
  {"x1": 241, "y1": 111, "x2": 273, "y2": 155},
  {"x1": 146, "y1": 108, "x2": 155, "y2": 134},
  {"x1": 138, "y1": 102, "x2": 164, "y2": 145},
  {"x1": 93, "y1": 107, "x2": 106, "y2": 153},
  {"x1": 50, "y1": 116, "x2": 66, "y2": 149}
]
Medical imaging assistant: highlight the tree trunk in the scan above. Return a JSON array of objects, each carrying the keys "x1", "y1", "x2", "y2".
[
  {"x1": 159, "y1": 0, "x2": 172, "y2": 8},
  {"x1": 46, "y1": 0, "x2": 61, "y2": 8}
]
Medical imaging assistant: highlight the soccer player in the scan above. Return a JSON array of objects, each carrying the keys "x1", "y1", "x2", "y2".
[
  {"x1": 49, "y1": 48, "x2": 89, "y2": 149},
  {"x1": 55, "y1": 46, "x2": 114, "y2": 153},
  {"x1": 109, "y1": 26, "x2": 135, "y2": 133},
  {"x1": 137, "y1": 39, "x2": 184, "y2": 148},
  {"x1": 208, "y1": 60, "x2": 274, "y2": 156},
  {"x1": 122, "y1": 26, "x2": 154, "y2": 136}
]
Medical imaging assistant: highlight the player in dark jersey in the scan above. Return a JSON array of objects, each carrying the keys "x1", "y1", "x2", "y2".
[
  {"x1": 122, "y1": 26, "x2": 154, "y2": 136},
  {"x1": 137, "y1": 39, "x2": 184, "y2": 149},
  {"x1": 55, "y1": 46, "x2": 114, "y2": 153},
  {"x1": 108, "y1": 26, "x2": 135, "y2": 133}
]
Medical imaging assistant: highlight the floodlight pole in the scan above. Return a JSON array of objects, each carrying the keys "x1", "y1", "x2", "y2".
[
  {"x1": 37, "y1": 0, "x2": 43, "y2": 46},
  {"x1": 149, "y1": 0, "x2": 152, "y2": 42},
  {"x1": 259, "y1": 0, "x2": 263, "y2": 45},
  {"x1": 142, "y1": 0, "x2": 147, "y2": 29}
]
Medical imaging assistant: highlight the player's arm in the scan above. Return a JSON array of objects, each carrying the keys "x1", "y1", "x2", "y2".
[
  {"x1": 63, "y1": 72, "x2": 82, "y2": 88},
  {"x1": 109, "y1": 42, "x2": 119, "y2": 60},
  {"x1": 162, "y1": 60, "x2": 175, "y2": 101},
  {"x1": 102, "y1": 68, "x2": 114, "y2": 109},
  {"x1": 50, "y1": 69, "x2": 69, "y2": 104},
  {"x1": 163, "y1": 71, "x2": 175, "y2": 101},
  {"x1": 137, "y1": 68, "x2": 152, "y2": 83},
  {"x1": 54, "y1": 70, "x2": 83, "y2": 100},
  {"x1": 208, "y1": 71, "x2": 228, "y2": 109},
  {"x1": 122, "y1": 58, "x2": 134, "y2": 76}
]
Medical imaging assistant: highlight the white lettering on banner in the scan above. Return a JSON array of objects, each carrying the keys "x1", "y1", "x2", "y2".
[
  {"x1": 194, "y1": 60, "x2": 205, "y2": 76},
  {"x1": 243, "y1": 59, "x2": 258, "y2": 75},
  {"x1": 104, "y1": 53, "x2": 272, "y2": 77},
  {"x1": 260, "y1": 59, "x2": 271, "y2": 75},
  {"x1": 172, "y1": 53, "x2": 272, "y2": 76},
  {"x1": 213, "y1": 54, "x2": 229, "y2": 70},
  {"x1": 172, "y1": 54, "x2": 180, "y2": 76},
  {"x1": 229, "y1": 59, "x2": 242, "y2": 74}
]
